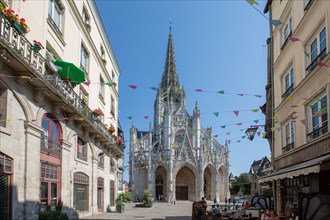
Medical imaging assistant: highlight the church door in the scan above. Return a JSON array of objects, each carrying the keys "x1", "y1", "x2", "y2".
[
  {"x1": 156, "y1": 185, "x2": 163, "y2": 200},
  {"x1": 176, "y1": 186, "x2": 188, "y2": 200}
]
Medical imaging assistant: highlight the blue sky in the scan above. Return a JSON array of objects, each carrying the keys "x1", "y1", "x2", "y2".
[{"x1": 96, "y1": 0, "x2": 271, "y2": 180}]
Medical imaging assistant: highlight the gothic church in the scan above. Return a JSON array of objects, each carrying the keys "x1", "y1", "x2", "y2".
[{"x1": 129, "y1": 28, "x2": 230, "y2": 202}]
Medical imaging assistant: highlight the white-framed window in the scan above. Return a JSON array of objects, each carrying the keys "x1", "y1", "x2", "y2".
[
  {"x1": 282, "y1": 120, "x2": 295, "y2": 154},
  {"x1": 77, "y1": 138, "x2": 87, "y2": 161},
  {"x1": 307, "y1": 95, "x2": 328, "y2": 141},
  {"x1": 281, "y1": 16, "x2": 293, "y2": 49},
  {"x1": 80, "y1": 43, "x2": 89, "y2": 74},
  {"x1": 282, "y1": 68, "x2": 294, "y2": 99},
  {"x1": 306, "y1": 27, "x2": 327, "y2": 74},
  {"x1": 100, "y1": 45, "x2": 106, "y2": 60},
  {"x1": 99, "y1": 76, "x2": 105, "y2": 99},
  {"x1": 48, "y1": 0, "x2": 63, "y2": 32},
  {"x1": 110, "y1": 96, "x2": 115, "y2": 117}
]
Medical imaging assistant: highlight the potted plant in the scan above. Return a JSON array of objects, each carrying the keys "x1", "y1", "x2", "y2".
[
  {"x1": 92, "y1": 108, "x2": 104, "y2": 117},
  {"x1": 116, "y1": 192, "x2": 130, "y2": 213},
  {"x1": 108, "y1": 125, "x2": 115, "y2": 134},
  {"x1": 143, "y1": 189, "x2": 153, "y2": 207},
  {"x1": 117, "y1": 138, "x2": 124, "y2": 144},
  {"x1": 33, "y1": 40, "x2": 44, "y2": 52},
  {"x1": 19, "y1": 17, "x2": 29, "y2": 34}
]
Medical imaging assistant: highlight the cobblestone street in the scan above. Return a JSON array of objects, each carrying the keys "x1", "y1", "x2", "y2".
[{"x1": 81, "y1": 201, "x2": 193, "y2": 220}]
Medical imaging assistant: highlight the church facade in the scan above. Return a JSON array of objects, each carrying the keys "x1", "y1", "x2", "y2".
[{"x1": 129, "y1": 28, "x2": 230, "y2": 202}]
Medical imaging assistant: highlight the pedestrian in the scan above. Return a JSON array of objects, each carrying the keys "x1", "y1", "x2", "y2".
[
  {"x1": 213, "y1": 197, "x2": 217, "y2": 204},
  {"x1": 228, "y1": 198, "x2": 231, "y2": 204},
  {"x1": 225, "y1": 198, "x2": 227, "y2": 204}
]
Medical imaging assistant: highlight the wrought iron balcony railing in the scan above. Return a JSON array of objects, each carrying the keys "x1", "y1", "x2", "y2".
[
  {"x1": 282, "y1": 142, "x2": 294, "y2": 154},
  {"x1": 307, "y1": 124, "x2": 328, "y2": 141},
  {"x1": 40, "y1": 133, "x2": 61, "y2": 156},
  {"x1": 306, "y1": 48, "x2": 327, "y2": 75},
  {"x1": 282, "y1": 84, "x2": 294, "y2": 100},
  {"x1": 0, "y1": 15, "x2": 124, "y2": 154}
]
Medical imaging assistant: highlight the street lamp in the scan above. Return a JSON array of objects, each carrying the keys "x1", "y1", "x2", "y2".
[{"x1": 245, "y1": 126, "x2": 258, "y2": 141}]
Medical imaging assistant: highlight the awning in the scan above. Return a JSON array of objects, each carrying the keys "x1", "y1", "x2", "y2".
[
  {"x1": 53, "y1": 60, "x2": 85, "y2": 84},
  {"x1": 259, "y1": 154, "x2": 330, "y2": 183}
]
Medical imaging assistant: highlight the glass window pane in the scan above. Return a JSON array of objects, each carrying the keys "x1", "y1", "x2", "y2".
[
  {"x1": 40, "y1": 182, "x2": 48, "y2": 205},
  {"x1": 312, "y1": 103, "x2": 319, "y2": 130},
  {"x1": 51, "y1": 183, "x2": 57, "y2": 205},
  {"x1": 311, "y1": 39, "x2": 318, "y2": 61},
  {"x1": 74, "y1": 183, "x2": 88, "y2": 211},
  {"x1": 320, "y1": 28, "x2": 326, "y2": 52}
]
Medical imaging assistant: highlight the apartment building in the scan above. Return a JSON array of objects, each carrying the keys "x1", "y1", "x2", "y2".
[
  {"x1": 261, "y1": 0, "x2": 330, "y2": 215},
  {"x1": 0, "y1": 0, "x2": 124, "y2": 219}
]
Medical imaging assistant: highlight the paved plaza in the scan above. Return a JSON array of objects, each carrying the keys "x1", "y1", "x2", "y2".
[{"x1": 81, "y1": 201, "x2": 193, "y2": 220}]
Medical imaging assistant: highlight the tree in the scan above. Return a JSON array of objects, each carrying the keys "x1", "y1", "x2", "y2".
[{"x1": 230, "y1": 173, "x2": 251, "y2": 195}]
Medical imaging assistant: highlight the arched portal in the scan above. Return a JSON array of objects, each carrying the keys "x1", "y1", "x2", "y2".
[
  {"x1": 218, "y1": 166, "x2": 226, "y2": 202},
  {"x1": 175, "y1": 166, "x2": 196, "y2": 201},
  {"x1": 204, "y1": 167, "x2": 213, "y2": 200},
  {"x1": 155, "y1": 166, "x2": 167, "y2": 201}
]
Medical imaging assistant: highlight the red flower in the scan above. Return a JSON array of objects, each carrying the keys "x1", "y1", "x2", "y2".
[{"x1": 33, "y1": 40, "x2": 44, "y2": 49}]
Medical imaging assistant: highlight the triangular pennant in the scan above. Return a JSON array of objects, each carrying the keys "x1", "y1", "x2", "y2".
[
  {"x1": 271, "y1": 19, "x2": 283, "y2": 27},
  {"x1": 290, "y1": 105, "x2": 298, "y2": 108},
  {"x1": 300, "y1": 119, "x2": 306, "y2": 126},
  {"x1": 20, "y1": 75, "x2": 31, "y2": 79},
  {"x1": 233, "y1": 111, "x2": 239, "y2": 116},
  {"x1": 254, "y1": 95, "x2": 262, "y2": 98},
  {"x1": 257, "y1": 131, "x2": 261, "y2": 136},
  {"x1": 242, "y1": 136, "x2": 246, "y2": 139},
  {"x1": 276, "y1": 127, "x2": 281, "y2": 132},
  {"x1": 253, "y1": 120, "x2": 259, "y2": 124},
  {"x1": 226, "y1": 132, "x2": 231, "y2": 135},
  {"x1": 304, "y1": 51, "x2": 310, "y2": 58},
  {"x1": 150, "y1": 87, "x2": 158, "y2": 91},
  {"x1": 237, "y1": 140, "x2": 241, "y2": 143},
  {"x1": 251, "y1": 109, "x2": 259, "y2": 113},
  {"x1": 217, "y1": 90, "x2": 224, "y2": 94},
  {"x1": 129, "y1": 85, "x2": 137, "y2": 89},
  {"x1": 78, "y1": 118, "x2": 84, "y2": 121},
  {"x1": 195, "y1": 89, "x2": 203, "y2": 92},
  {"x1": 220, "y1": 125, "x2": 226, "y2": 128},
  {"x1": 237, "y1": 94, "x2": 244, "y2": 96},
  {"x1": 127, "y1": 116, "x2": 133, "y2": 120},
  {"x1": 105, "y1": 82, "x2": 115, "y2": 87},
  {"x1": 143, "y1": 116, "x2": 149, "y2": 119},
  {"x1": 246, "y1": 0, "x2": 258, "y2": 5},
  {"x1": 213, "y1": 135, "x2": 218, "y2": 138},
  {"x1": 236, "y1": 123, "x2": 242, "y2": 126},
  {"x1": 317, "y1": 61, "x2": 328, "y2": 67},
  {"x1": 289, "y1": 36, "x2": 301, "y2": 42},
  {"x1": 83, "y1": 81, "x2": 91, "y2": 86},
  {"x1": 213, "y1": 112, "x2": 219, "y2": 117}
]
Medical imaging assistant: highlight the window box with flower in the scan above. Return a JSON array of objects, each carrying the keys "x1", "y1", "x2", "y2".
[
  {"x1": 92, "y1": 108, "x2": 104, "y2": 117},
  {"x1": 33, "y1": 40, "x2": 44, "y2": 52},
  {"x1": 117, "y1": 138, "x2": 124, "y2": 144},
  {"x1": 3, "y1": 9, "x2": 29, "y2": 35},
  {"x1": 108, "y1": 125, "x2": 115, "y2": 134}
]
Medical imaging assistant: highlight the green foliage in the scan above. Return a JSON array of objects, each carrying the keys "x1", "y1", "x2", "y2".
[
  {"x1": 230, "y1": 173, "x2": 251, "y2": 195},
  {"x1": 38, "y1": 211, "x2": 68, "y2": 220},
  {"x1": 143, "y1": 189, "x2": 153, "y2": 207},
  {"x1": 116, "y1": 192, "x2": 131, "y2": 205},
  {"x1": 56, "y1": 198, "x2": 63, "y2": 212}
]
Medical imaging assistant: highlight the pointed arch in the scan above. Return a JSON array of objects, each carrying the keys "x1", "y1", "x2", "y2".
[
  {"x1": 155, "y1": 165, "x2": 167, "y2": 201},
  {"x1": 218, "y1": 165, "x2": 227, "y2": 202},
  {"x1": 174, "y1": 163, "x2": 196, "y2": 201}
]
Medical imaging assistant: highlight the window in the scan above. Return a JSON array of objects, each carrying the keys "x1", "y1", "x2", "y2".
[
  {"x1": 304, "y1": 0, "x2": 314, "y2": 11},
  {"x1": 80, "y1": 44, "x2": 89, "y2": 75},
  {"x1": 41, "y1": 114, "x2": 61, "y2": 156},
  {"x1": 99, "y1": 76, "x2": 105, "y2": 100},
  {"x1": 110, "y1": 159, "x2": 115, "y2": 173},
  {"x1": 281, "y1": 16, "x2": 293, "y2": 49},
  {"x1": 0, "y1": 153, "x2": 13, "y2": 174},
  {"x1": 307, "y1": 95, "x2": 328, "y2": 140},
  {"x1": 98, "y1": 153, "x2": 104, "y2": 169},
  {"x1": 79, "y1": 90, "x2": 88, "y2": 107},
  {"x1": 40, "y1": 162, "x2": 59, "y2": 211},
  {"x1": 77, "y1": 138, "x2": 87, "y2": 161},
  {"x1": 73, "y1": 172, "x2": 89, "y2": 211},
  {"x1": 282, "y1": 120, "x2": 295, "y2": 153},
  {"x1": 82, "y1": 6, "x2": 90, "y2": 32},
  {"x1": 48, "y1": 0, "x2": 63, "y2": 33},
  {"x1": 101, "y1": 45, "x2": 106, "y2": 60},
  {"x1": 306, "y1": 27, "x2": 327, "y2": 74},
  {"x1": 110, "y1": 180, "x2": 115, "y2": 206},
  {"x1": 0, "y1": 152, "x2": 13, "y2": 219},
  {"x1": 282, "y1": 68, "x2": 294, "y2": 99},
  {"x1": 111, "y1": 96, "x2": 115, "y2": 117},
  {"x1": 0, "y1": 84, "x2": 8, "y2": 127}
]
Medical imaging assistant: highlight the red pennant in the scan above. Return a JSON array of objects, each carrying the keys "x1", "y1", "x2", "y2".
[
  {"x1": 129, "y1": 85, "x2": 137, "y2": 89},
  {"x1": 257, "y1": 131, "x2": 261, "y2": 136},
  {"x1": 291, "y1": 116, "x2": 298, "y2": 120},
  {"x1": 317, "y1": 61, "x2": 328, "y2": 67},
  {"x1": 83, "y1": 81, "x2": 91, "y2": 86},
  {"x1": 206, "y1": 128, "x2": 212, "y2": 131},
  {"x1": 195, "y1": 112, "x2": 200, "y2": 118},
  {"x1": 290, "y1": 105, "x2": 298, "y2": 108},
  {"x1": 168, "y1": 133, "x2": 172, "y2": 138},
  {"x1": 289, "y1": 36, "x2": 301, "y2": 42},
  {"x1": 300, "y1": 119, "x2": 306, "y2": 125},
  {"x1": 233, "y1": 111, "x2": 239, "y2": 116},
  {"x1": 144, "y1": 116, "x2": 149, "y2": 119}
]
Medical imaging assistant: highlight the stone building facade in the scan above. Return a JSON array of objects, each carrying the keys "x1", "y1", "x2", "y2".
[
  {"x1": 0, "y1": 0, "x2": 123, "y2": 219},
  {"x1": 261, "y1": 0, "x2": 330, "y2": 215},
  {"x1": 129, "y1": 28, "x2": 230, "y2": 203}
]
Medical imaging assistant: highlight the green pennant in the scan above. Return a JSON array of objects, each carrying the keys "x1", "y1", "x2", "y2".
[
  {"x1": 217, "y1": 90, "x2": 225, "y2": 94},
  {"x1": 105, "y1": 82, "x2": 115, "y2": 87},
  {"x1": 127, "y1": 116, "x2": 133, "y2": 120},
  {"x1": 213, "y1": 112, "x2": 219, "y2": 117},
  {"x1": 220, "y1": 125, "x2": 226, "y2": 128},
  {"x1": 304, "y1": 51, "x2": 310, "y2": 58}
]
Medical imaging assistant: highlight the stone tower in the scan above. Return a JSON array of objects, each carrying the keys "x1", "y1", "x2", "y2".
[{"x1": 129, "y1": 27, "x2": 230, "y2": 202}]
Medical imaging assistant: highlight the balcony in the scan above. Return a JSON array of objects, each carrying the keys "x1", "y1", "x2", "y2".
[
  {"x1": 0, "y1": 15, "x2": 124, "y2": 156},
  {"x1": 282, "y1": 84, "x2": 294, "y2": 100},
  {"x1": 307, "y1": 125, "x2": 328, "y2": 141},
  {"x1": 306, "y1": 48, "x2": 327, "y2": 75},
  {"x1": 282, "y1": 142, "x2": 294, "y2": 154}
]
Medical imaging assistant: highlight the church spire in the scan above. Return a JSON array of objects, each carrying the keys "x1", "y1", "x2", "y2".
[{"x1": 160, "y1": 26, "x2": 179, "y2": 90}]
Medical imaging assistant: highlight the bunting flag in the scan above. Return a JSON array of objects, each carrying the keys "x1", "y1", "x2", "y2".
[
  {"x1": 291, "y1": 116, "x2": 298, "y2": 120},
  {"x1": 78, "y1": 118, "x2": 84, "y2": 121},
  {"x1": 129, "y1": 85, "x2": 137, "y2": 89},
  {"x1": 262, "y1": 133, "x2": 267, "y2": 138},
  {"x1": 195, "y1": 89, "x2": 204, "y2": 92},
  {"x1": 254, "y1": 95, "x2": 262, "y2": 98},
  {"x1": 160, "y1": 114, "x2": 165, "y2": 118},
  {"x1": 300, "y1": 119, "x2": 306, "y2": 125},
  {"x1": 144, "y1": 116, "x2": 149, "y2": 119},
  {"x1": 317, "y1": 61, "x2": 328, "y2": 67},
  {"x1": 237, "y1": 140, "x2": 241, "y2": 143},
  {"x1": 233, "y1": 111, "x2": 239, "y2": 116},
  {"x1": 290, "y1": 105, "x2": 298, "y2": 108},
  {"x1": 105, "y1": 82, "x2": 115, "y2": 87},
  {"x1": 257, "y1": 131, "x2": 261, "y2": 136},
  {"x1": 276, "y1": 127, "x2": 281, "y2": 132},
  {"x1": 206, "y1": 128, "x2": 212, "y2": 131},
  {"x1": 220, "y1": 125, "x2": 226, "y2": 128},
  {"x1": 246, "y1": 0, "x2": 258, "y2": 5},
  {"x1": 213, "y1": 112, "x2": 219, "y2": 117},
  {"x1": 253, "y1": 120, "x2": 259, "y2": 124},
  {"x1": 226, "y1": 132, "x2": 231, "y2": 135},
  {"x1": 237, "y1": 94, "x2": 244, "y2": 96},
  {"x1": 242, "y1": 136, "x2": 246, "y2": 139},
  {"x1": 83, "y1": 81, "x2": 91, "y2": 86},
  {"x1": 304, "y1": 51, "x2": 310, "y2": 58},
  {"x1": 214, "y1": 135, "x2": 218, "y2": 138},
  {"x1": 195, "y1": 112, "x2": 200, "y2": 118},
  {"x1": 150, "y1": 87, "x2": 158, "y2": 91},
  {"x1": 127, "y1": 116, "x2": 133, "y2": 120},
  {"x1": 236, "y1": 123, "x2": 242, "y2": 125},
  {"x1": 251, "y1": 109, "x2": 259, "y2": 113},
  {"x1": 175, "y1": 87, "x2": 181, "y2": 92},
  {"x1": 20, "y1": 75, "x2": 31, "y2": 79},
  {"x1": 287, "y1": 95, "x2": 293, "y2": 101},
  {"x1": 168, "y1": 133, "x2": 172, "y2": 138},
  {"x1": 271, "y1": 19, "x2": 283, "y2": 27},
  {"x1": 217, "y1": 90, "x2": 225, "y2": 94},
  {"x1": 289, "y1": 36, "x2": 301, "y2": 42}
]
